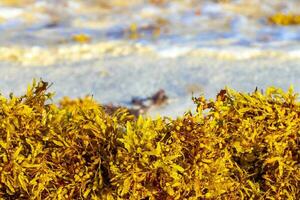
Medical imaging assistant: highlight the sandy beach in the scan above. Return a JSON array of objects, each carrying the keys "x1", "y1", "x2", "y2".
[{"x1": 1, "y1": 0, "x2": 300, "y2": 116}]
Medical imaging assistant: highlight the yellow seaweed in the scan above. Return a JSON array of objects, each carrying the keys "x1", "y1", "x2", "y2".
[{"x1": 0, "y1": 80, "x2": 299, "y2": 199}]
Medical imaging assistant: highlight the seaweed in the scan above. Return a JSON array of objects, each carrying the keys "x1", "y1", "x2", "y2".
[
  {"x1": 0, "y1": 80, "x2": 299, "y2": 199},
  {"x1": 268, "y1": 13, "x2": 300, "y2": 26}
]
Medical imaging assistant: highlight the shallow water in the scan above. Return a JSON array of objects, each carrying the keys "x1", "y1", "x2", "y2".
[{"x1": 1, "y1": 0, "x2": 300, "y2": 116}]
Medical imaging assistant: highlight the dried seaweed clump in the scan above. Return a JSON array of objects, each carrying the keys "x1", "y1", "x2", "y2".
[
  {"x1": 268, "y1": 13, "x2": 300, "y2": 26},
  {"x1": 0, "y1": 80, "x2": 299, "y2": 199}
]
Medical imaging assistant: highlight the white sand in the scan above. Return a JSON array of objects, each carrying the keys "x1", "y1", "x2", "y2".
[{"x1": 1, "y1": 52, "x2": 300, "y2": 117}]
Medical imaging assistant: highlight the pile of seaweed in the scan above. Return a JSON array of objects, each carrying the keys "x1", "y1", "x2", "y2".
[
  {"x1": 0, "y1": 80, "x2": 299, "y2": 199},
  {"x1": 268, "y1": 13, "x2": 300, "y2": 26}
]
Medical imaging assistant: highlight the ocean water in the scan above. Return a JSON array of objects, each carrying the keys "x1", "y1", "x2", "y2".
[{"x1": 1, "y1": 0, "x2": 300, "y2": 116}]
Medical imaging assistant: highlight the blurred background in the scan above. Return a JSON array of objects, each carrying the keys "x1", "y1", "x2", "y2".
[{"x1": 1, "y1": 0, "x2": 300, "y2": 116}]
